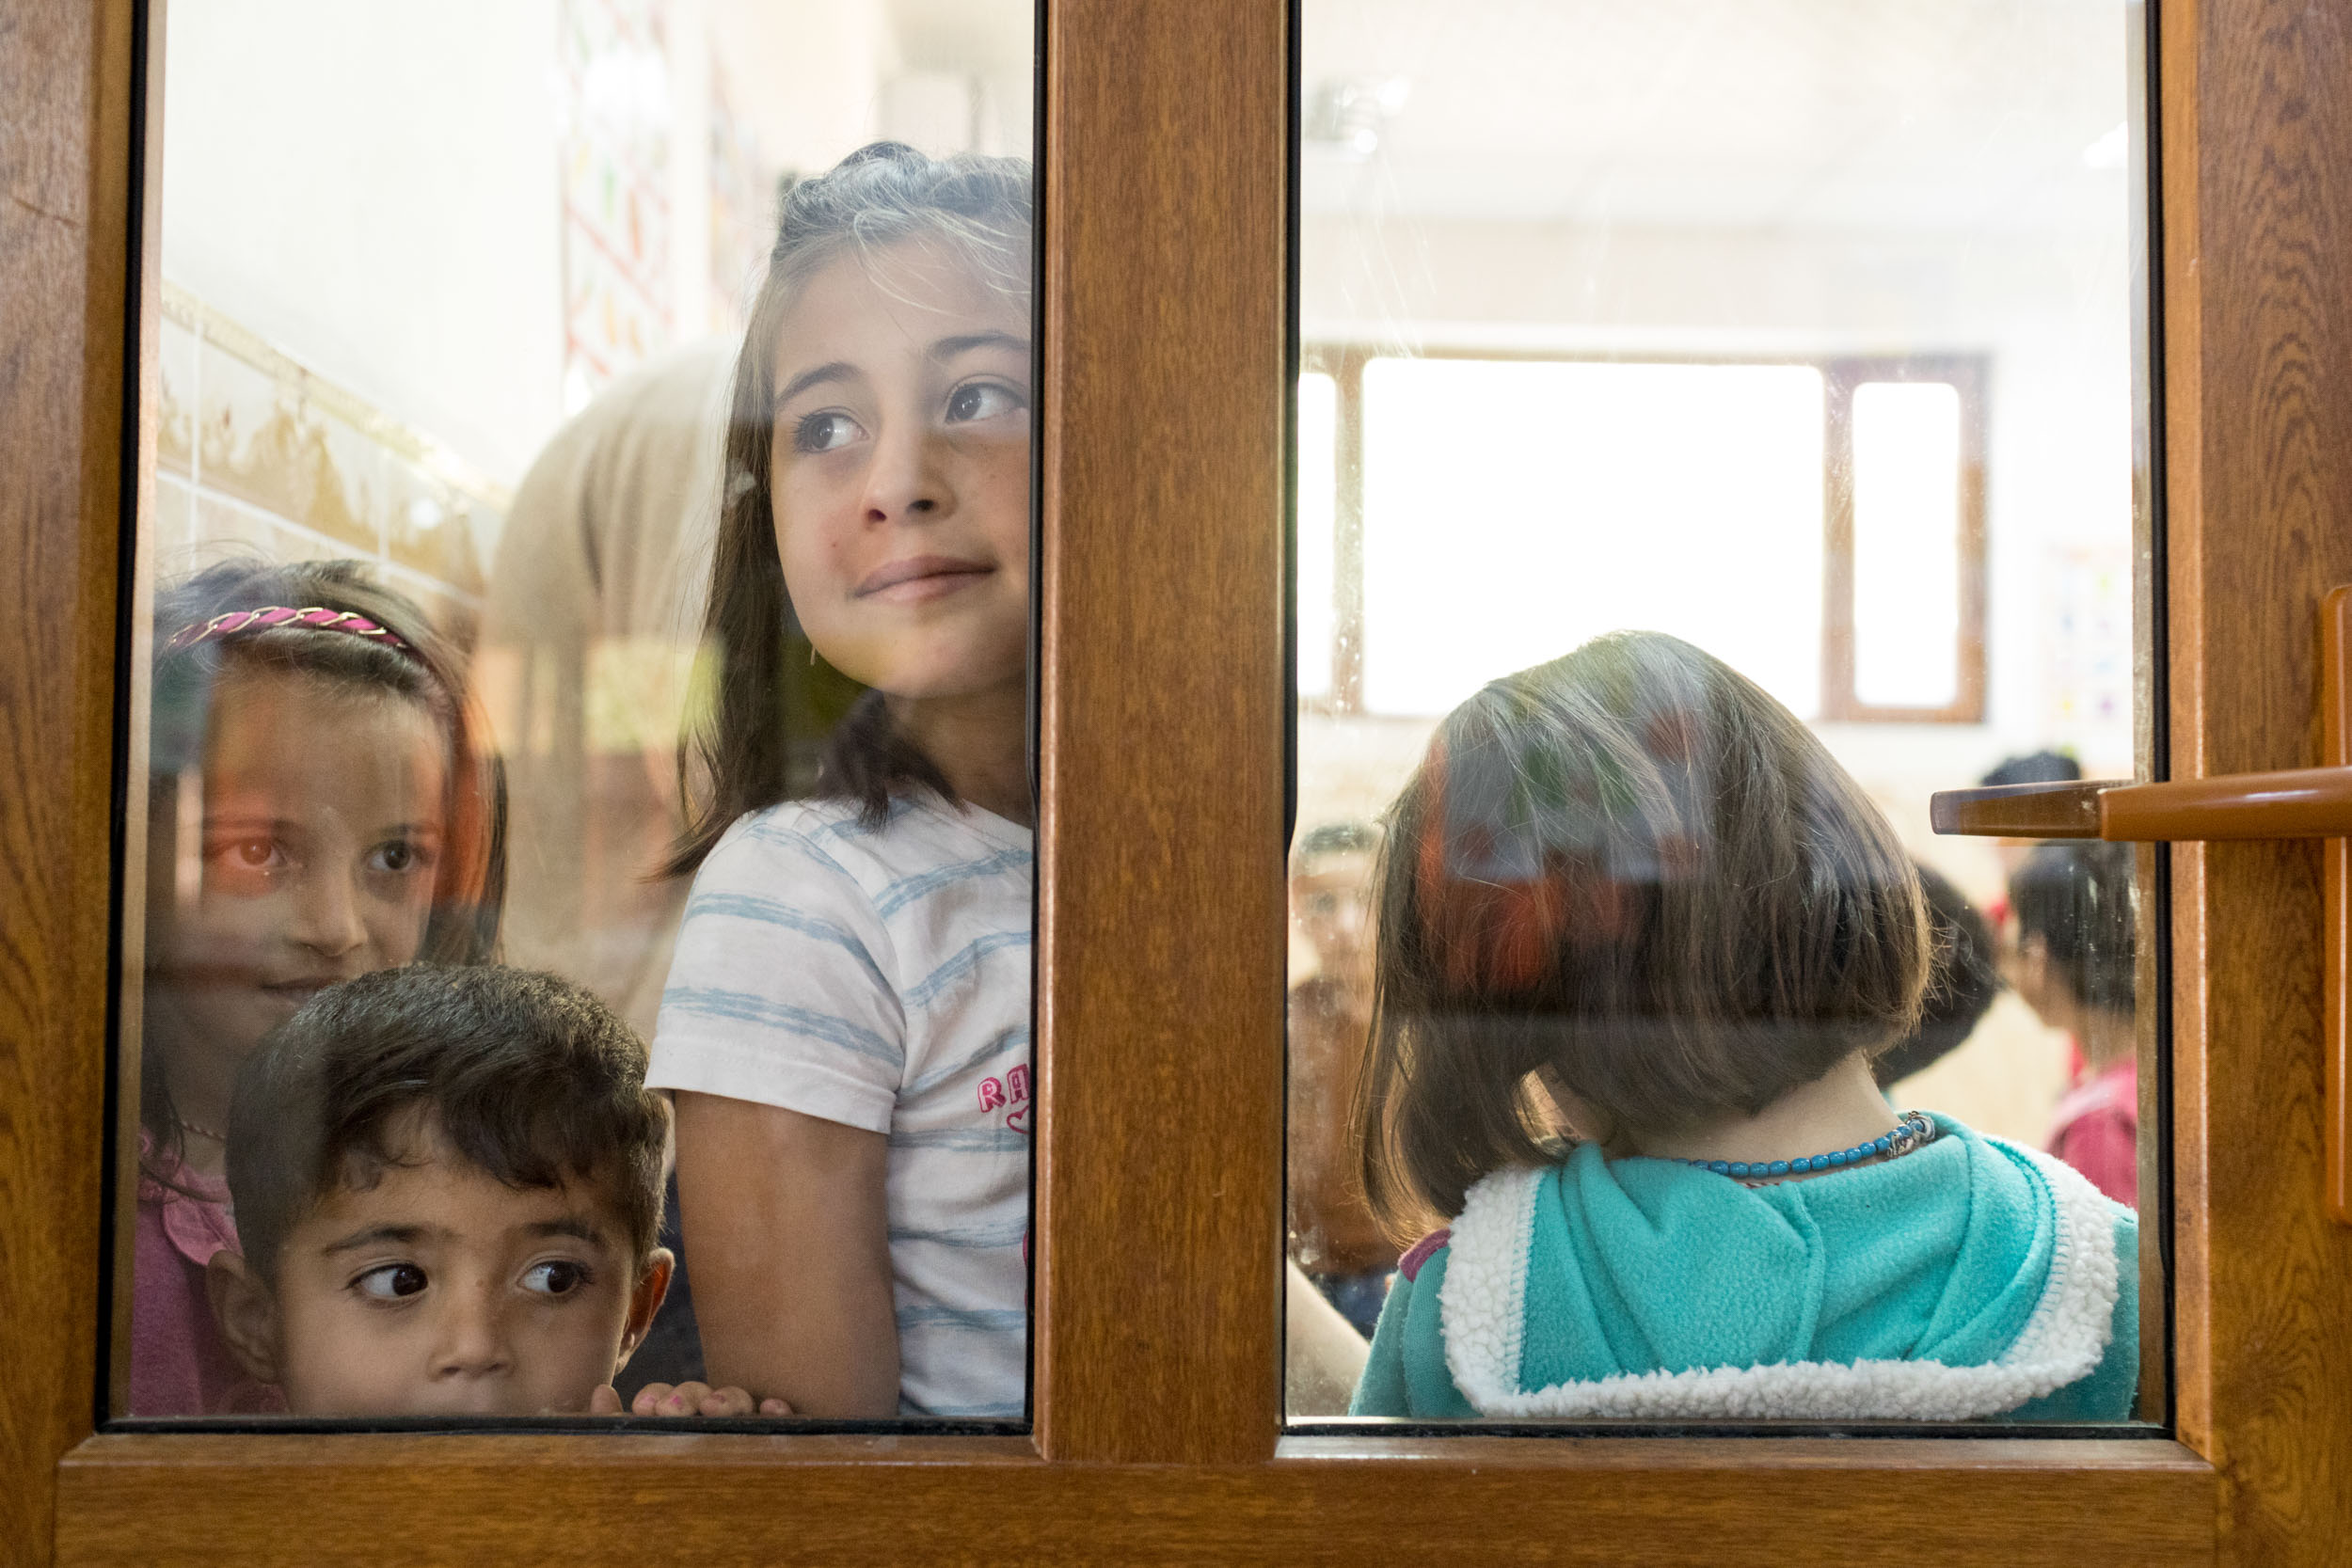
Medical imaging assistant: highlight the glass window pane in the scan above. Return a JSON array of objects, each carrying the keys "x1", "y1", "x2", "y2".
[
  {"x1": 125, "y1": 0, "x2": 1036, "y2": 1428},
  {"x1": 1290, "y1": 0, "x2": 2149, "y2": 1428}
]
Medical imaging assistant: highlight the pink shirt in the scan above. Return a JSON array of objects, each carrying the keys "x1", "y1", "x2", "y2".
[
  {"x1": 2046, "y1": 1056, "x2": 2138, "y2": 1207},
  {"x1": 129, "y1": 1141, "x2": 282, "y2": 1416}
]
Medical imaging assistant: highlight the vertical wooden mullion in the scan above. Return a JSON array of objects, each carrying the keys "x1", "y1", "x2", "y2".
[
  {"x1": 1033, "y1": 0, "x2": 1290, "y2": 1464},
  {"x1": 2160, "y1": 0, "x2": 2352, "y2": 1559},
  {"x1": 0, "y1": 0, "x2": 140, "y2": 1557}
]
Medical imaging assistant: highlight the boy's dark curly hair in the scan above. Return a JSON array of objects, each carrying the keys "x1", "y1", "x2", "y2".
[{"x1": 226, "y1": 965, "x2": 668, "y2": 1284}]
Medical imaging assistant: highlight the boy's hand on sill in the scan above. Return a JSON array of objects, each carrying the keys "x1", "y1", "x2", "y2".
[{"x1": 592, "y1": 1380, "x2": 793, "y2": 1418}]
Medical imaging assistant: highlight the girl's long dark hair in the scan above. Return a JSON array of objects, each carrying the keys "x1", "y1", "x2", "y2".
[
  {"x1": 144, "y1": 557, "x2": 506, "y2": 1172},
  {"x1": 669, "y1": 141, "x2": 1032, "y2": 872}
]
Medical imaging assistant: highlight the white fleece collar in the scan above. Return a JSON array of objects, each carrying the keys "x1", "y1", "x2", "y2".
[{"x1": 1438, "y1": 1135, "x2": 2122, "y2": 1420}]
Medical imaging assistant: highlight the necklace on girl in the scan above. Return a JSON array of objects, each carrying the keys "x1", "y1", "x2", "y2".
[{"x1": 1681, "y1": 1110, "x2": 1937, "y2": 1187}]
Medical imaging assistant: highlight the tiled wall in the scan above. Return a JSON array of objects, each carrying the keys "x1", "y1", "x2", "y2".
[{"x1": 152, "y1": 281, "x2": 509, "y2": 650}]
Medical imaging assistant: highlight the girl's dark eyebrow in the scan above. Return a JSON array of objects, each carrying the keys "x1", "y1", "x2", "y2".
[
  {"x1": 774, "y1": 359, "x2": 857, "y2": 407},
  {"x1": 930, "y1": 331, "x2": 1029, "y2": 360}
]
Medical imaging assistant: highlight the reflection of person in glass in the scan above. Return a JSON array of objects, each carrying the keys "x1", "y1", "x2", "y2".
[
  {"x1": 1287, "y1": 823, "x2": 1393, "y2": 1331},
  {"x1": 1348, "y1": 633, "x2": 2138, "y2": 1421},
  {"x1": 1869, "y1": 863, "x2": 2002, "y2": 1090},
  {"x1": 480, "y1": 339, "x2": 732, "y2": 1041},
  {"x1": 1977, "y1": 749, "x2": 2083, "y2": 898},
  {"x1": 2007, "y1": 842, "x2": 2138, "y2": 1205},
  {"x1": 134, "y1": 561, "x2": 504, "y2": 1415},
  {"x1": 205, "y1": 966, "x2": 783, "y2": 1417},
  {"x1": 478, "y1": 337, "x2": 741, "y2": 1401},
  {"x1": 651, "y1": 144, "x2": 1034, "y2": 1418}
]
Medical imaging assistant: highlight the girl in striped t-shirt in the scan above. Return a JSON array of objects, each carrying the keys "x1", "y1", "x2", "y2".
[{"x1": 649, "y1": 143, "x2": 1035, "y2": 1419}]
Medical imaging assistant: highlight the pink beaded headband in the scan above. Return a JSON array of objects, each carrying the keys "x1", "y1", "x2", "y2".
[{"x1": 163, "y1": 605, "x2": 417, "y2": 660}]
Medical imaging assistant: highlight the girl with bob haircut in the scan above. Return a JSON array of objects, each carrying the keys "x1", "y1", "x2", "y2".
[
  {"x1": 135, "y1": 557, "x2": 505, "y2": 1416},
  {"x1": 1350, "y1": 632, "x2": 2138, "y2": 1422},
  {"x1": 650, "y1": 143, "x2": 1035, "y2": 1420}
]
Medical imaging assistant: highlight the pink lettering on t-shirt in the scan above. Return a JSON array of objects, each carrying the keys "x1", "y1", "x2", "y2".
[{"x1": 977, "y1": 1077, "x2": 1006, "y2": 1112}]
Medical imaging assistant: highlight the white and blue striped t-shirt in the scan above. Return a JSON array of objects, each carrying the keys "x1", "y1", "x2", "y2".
[{"x1": 648, "y1": 795, "x2": 1032, "y2": 1418}]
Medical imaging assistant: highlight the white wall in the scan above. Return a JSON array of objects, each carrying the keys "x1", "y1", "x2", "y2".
[
  {"x1": 159, "y1": 0, "x2": 1025, "y2": 487},
  {"x1": 706, "y1": 0, "x2": 898, "y2": 177},
  {"x1": 160, "y1": 1, "x2": 922, "y2": 487},
  {"x1": 161, "y1": 0, "x2": 568, "y2": 489}
]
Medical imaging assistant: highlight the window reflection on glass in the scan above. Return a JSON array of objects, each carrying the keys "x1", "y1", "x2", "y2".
[
  {"x1": 1289, "y1": 0, "x2": 2147, "y2": 1423},
  {"x1": 128, "y1": 0, "x2": 1035, "y2": 1425},
  {"x1": 1297, "y1": 372, "x2": 1341, "y2": 703}
]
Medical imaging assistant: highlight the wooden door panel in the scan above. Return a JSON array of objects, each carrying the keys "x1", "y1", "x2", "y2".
[
  {"x1": 0, "y1": 0, "x2": 138, "y2": 1557},
  {"x1": 2161, "y1": 0, "x2": 2352, "y2": 1552},
  {"x1": 4, "y1": 0, "x2": 2348, "y2": 1562}
]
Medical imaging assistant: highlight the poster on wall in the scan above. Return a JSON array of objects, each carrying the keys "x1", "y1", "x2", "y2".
[
  {"x1": 561, "y1": 0, "x2": 675, "y2": 415},
  {"x1": 2042, "y1": 541, "x2": 2134, "y2": 770}
]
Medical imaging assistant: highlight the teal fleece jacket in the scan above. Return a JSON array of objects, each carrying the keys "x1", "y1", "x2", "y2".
[{"x1": 1352, "y1": 1116, "x2": 2137, "y2": 1422}]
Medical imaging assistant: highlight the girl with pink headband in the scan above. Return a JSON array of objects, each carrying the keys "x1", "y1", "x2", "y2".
[{"x1": 132, "y1": 557, "x2": 505, "y2": 1415}]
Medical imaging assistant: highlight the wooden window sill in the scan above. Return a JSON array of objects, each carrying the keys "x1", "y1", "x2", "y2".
[{"x1": 56, "y1": 1431, "x2": 2217, "y2": 1565}]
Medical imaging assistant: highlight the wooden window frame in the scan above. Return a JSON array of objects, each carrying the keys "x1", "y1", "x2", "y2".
[
  {"x1": 1297, "y1": 345, "x2": 1988, "y2": 723},
  {"x1": 7, "y1": 0, "x2": 2352, "y2": 1561},
  {"x1": 1819, "y1": 355, "x2": 1989, "y2": 724}
]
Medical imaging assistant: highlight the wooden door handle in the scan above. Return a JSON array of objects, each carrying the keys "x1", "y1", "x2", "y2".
[
  {"x1": 1930, "y1": 586, "x2": 2352, "y2": 1223},
  {"x1": 1930, "y1": 766, "x2": 2352, "y2": 840}
]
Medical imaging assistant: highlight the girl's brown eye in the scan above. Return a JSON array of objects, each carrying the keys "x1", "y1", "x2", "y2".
[
  {"x1": 793, "y1": 411, "x2": 861, "y2": 453},
  {"x1": 210, "y1": 837, "x2": 285, "y2": 879},
  {"x1": 946, "y1": 382, "x2": 1024, "y2": 423},
  {"x1": 369, "y1": 840, "x2": 432, "y2": 876}
]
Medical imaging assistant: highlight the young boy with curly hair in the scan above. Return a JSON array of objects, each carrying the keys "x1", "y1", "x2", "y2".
[{"x1": 206, "y1": 965, "x2": 787, "y2": 1418}]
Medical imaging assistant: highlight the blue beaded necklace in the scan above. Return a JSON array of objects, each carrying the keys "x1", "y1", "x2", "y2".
[{"x1": 1682, "y1": 1110, "x2": 1937, "y2": 1185}]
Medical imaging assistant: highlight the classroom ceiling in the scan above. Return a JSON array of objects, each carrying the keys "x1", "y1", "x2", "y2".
[{"x1": 1302, "y1": 0, "x2": 2133, "y2": 233}]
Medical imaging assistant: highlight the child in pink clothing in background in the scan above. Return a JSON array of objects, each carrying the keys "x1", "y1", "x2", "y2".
[{"x1": 2006, "y1": 841, "x2": 2138, "y2": 1205}]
